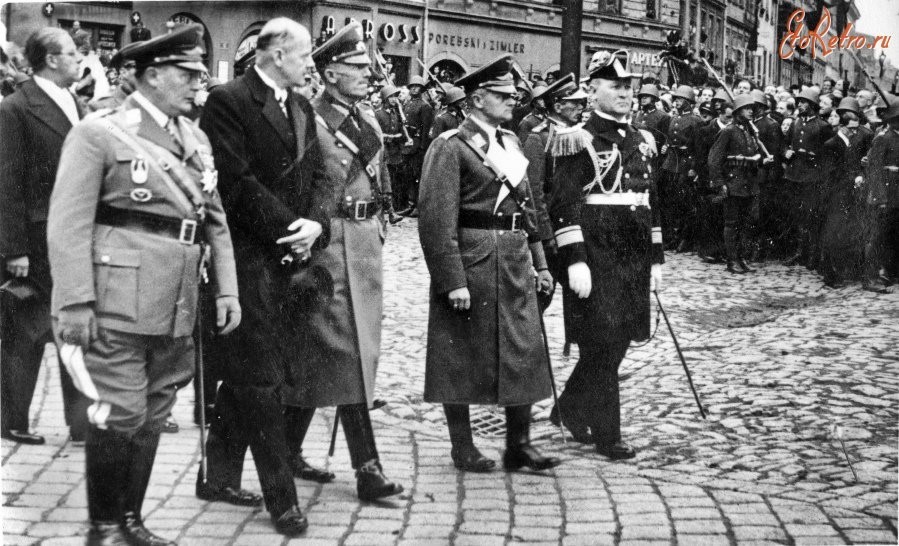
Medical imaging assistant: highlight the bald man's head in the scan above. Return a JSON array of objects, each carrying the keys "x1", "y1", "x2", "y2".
[{"x1": 255, "y1": 17, "x2": 312, "y2": 88}]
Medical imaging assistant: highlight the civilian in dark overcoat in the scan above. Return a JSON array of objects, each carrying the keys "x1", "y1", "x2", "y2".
[
  {"x1": 197, "y1": 19, "x2": 335, "y2": 535},
  {"x1": 0, "y1": 28, "x2": 90, "y2": 445},
  {"x1": 548, "y1": 50, "x2": 665, "y2": 460},
  {"x1": 419, "y1": 54, "x2": 560, "y2": 474},
  {"x1": 862, "y1": 103, "x2": 899, "y2": 293}
]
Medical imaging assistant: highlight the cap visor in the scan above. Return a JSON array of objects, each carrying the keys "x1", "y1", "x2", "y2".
[
  {"x1": 562, "y1": 89, "x2": 590, "y2": 101},
  {"x1": 483, "y1": 83, "x2": 518, "y2": 94},
  {"x1": 340, "y1": 53, "x2": 371, "y2": 65},
  {"x1": 174, "y1": 60, "x2": 208, "y2": 73}
]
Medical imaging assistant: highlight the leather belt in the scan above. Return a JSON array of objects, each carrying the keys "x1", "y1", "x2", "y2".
[
  {"x1": 458, "y1": 210, "x2": 522, "y2": 231},
  {"x1": 95, "y1": 204, "x2": 202, "y2": 245},
  {"x1": 338, "y1": 199, "x2": 380, "y2": 220},
  {"x1": 584, "y1": 191, "x2": 650, "y2": 208}
]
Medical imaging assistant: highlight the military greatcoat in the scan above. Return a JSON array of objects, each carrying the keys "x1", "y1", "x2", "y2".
[
  {"x1": 286, "y1": 91, "x2": 391, "y2": 408},
  {"x1": 418, "y1": 117, "x2": 551, "y2": 406},
  {"x1": 549, "y1": 113, "x2": 665, "y2": 346}
]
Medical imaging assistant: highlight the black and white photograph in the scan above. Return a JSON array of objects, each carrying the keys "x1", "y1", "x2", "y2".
[{"x1": 0, "y1": 0, "x2": 897, "y2": 544}]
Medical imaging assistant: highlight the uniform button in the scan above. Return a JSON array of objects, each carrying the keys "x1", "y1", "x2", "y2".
[
  {"x1": 624, "y1": 173, "x2": 631, "y2": 179},
  {"x1": 341, "y1": 159, "x2": 348, "y2": 165},
  {"x1": 101, "y1": 255, "x2": 110, "y2": 264},
  {"x1": 644, "y1": 173, "x2": 649, "y2": 178}
]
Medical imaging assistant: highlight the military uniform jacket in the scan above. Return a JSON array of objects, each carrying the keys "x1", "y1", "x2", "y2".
[
  {"x1": 521, "y1": 117, "x2": 564, "y2": 242},
  {"x1": 428, "y1": 107, "x2": 464, "y2": 141},
  {"x1": 516, "y1": 111, "x2": 545, "y2": 143},
  {"x1": 402, "y1": 96, "x2": 433, "y2": 155},
  {"x1": 418, "y1": 116, "x2": 551, "y2": 406},
  {"x1": 285, "y1": 91, "x2": 392, "y2": 408},
  {"x1": 708, "y1": 121, "x2": 761, "y2": 198},
  {"x1": 374, "y1": 105, "x2": 404, "y2": 165},
  {"x1": 866, "y1": 129, "x2": 899, "y2": 209},
  {"x1": 47, "y1": 95, "x2": 238, "y2": 338},
  {"x1": 694, "y1": 118, "x2": 728, "y2": 187},
  {"x1": 0, "y1": 79, "x2": 83, "y2": 296},
  {"x1": 784, "y1": 114, "x2": 833, "y2": 184},
  {"x1": 661, "y1": 111, "x2": 702, "y2": 174},
  {"x1": 549, "y1": 112, "x2": 664, "y2": 346},
  {"x1": 633, "y1": 107, "x2": 671, "y2": 148}
]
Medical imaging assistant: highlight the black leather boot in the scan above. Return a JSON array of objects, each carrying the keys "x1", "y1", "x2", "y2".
[
  {"x1": 737, "y1": 259, "x2": 756, "y2": 273},
  {"x1": 355, "y1": 459, "x2": 404, "y2": 501},
  {"x1": 444, "y1": 404, "x2": 495, "y2": 472},
  {"x1": 85, "y1": 427, "x2": 130, "y2": 546},
  {"x1": 284, "y1": 406, "x2": 335, "y2": 483},
  {"x1": 503, "y1": 405, "x2": 561, "y2": 472},
  {"x1": 121, "y1": 426, "x2": 174, "y2": 546},
  {"x1": 340, "y1": 404, "x2": 403, "y2": 500}
]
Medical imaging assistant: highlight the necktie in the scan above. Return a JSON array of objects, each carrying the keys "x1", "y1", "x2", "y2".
[
  {"x1": 277, "y1": 93, "x2": 289, "y2": 119},
  {"x1": 495, "y1": 130, "x2": 506, "y2": 150},
  {"x1": 166, "y1": 119, "x2": 184, "y2": 153}
]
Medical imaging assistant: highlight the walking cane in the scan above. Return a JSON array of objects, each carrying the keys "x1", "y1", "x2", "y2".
[
  {"x1": 653, "y1": 290, "x2": 707, "y2": 419},
  {"x1": 536, "y1": 284, "x2": 567, "y2": 444}
]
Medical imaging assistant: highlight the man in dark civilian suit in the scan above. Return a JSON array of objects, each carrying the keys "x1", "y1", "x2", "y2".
[
  {"x1": 0, "y1": 27, "x2": 90, "y2": 445},
  {"x1": 196, "y1": 18, "x2": 335, "y2": 536}
]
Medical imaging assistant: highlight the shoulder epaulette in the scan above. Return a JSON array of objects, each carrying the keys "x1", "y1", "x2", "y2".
[
  {"x1": 438, "y1": 128, "x2": 460, "y2": 140},
  {"x1": 549, "y1": 123, "x2": 593, "y2": 157},
  {"x1": 531, "y1": 120, "x2": 549, "y2": 133}
]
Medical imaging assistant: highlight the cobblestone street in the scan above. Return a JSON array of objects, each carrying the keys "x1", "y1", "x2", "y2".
[{"x1": 3, "y1": 218, "x2": 898, "y2": 545}]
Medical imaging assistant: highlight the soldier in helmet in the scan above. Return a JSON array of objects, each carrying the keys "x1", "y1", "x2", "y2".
[
  {"x1": 861, "y1": 98, "x2": 899, "y2": 293},
  {"x1": 398, "y1": 74, "x2": 434, "y2": 216},
  {"x1": 516, "y1": 83, "x2": 549, "y2": 141},
  {"x1": 660, "y1": 84, "x2": 703, "y2": 251},
  {"x1": 375, "y1": 85, "x2": 408, "y2": 215},
  {"x1": 783, "y1": 88, "x2": 834, "y2": 267},
  {"x1": 418, "y1": 54, "x2": 560, "y2": 474},
  {"x1": 709, "y1": 95, "x2": 773, "y2": 274},
  {"x1": 633, "y1": 83, "x2": 671, "y2": 151},
  {"x1": 694, "y1": 91, "x2": 732, "y2": 262},
  {"x1": 750, "y1": 88, "x2": 785, "y2": 261},
  {"x1": 548, "y1": 50, "x2": 664, "y2": 459},
  {"x1": 429, "y1": 85, "x2": 467, "y2": 139}
]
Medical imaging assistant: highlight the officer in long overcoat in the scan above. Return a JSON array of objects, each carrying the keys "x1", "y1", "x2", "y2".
[
  {"x1": 419, "y1": 54, "x2": 561, "y2": 474},
  {"x1": 46, "y1": 25, "x2": 240, "y2": 545},
  {"x1": 284, "y1": 22, "x2": 404, "y2": 502},
  {"x1": 862, "y1": 100, "x2": 899, "y2": 292},
  {"x1": 548, "y1": 50, "x2": 665, "y2": 460}
]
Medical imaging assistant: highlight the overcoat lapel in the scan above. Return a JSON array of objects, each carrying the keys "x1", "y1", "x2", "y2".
[
  {"x1": 22, "y1": 80, "x2": 72, "y2": 138},
  {"x1": 244, "y1": 68, "x2": 294, "y2": 149}
]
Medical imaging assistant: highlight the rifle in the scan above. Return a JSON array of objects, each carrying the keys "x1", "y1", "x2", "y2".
[{"x1": 374, "y1": 50, "x2": 414, "y2": 147}]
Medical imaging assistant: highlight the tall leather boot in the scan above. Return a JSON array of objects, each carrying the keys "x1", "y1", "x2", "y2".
[
  {"x1": 120, "y1": 425, "x2": 174, "y2": 546},
  {"x1": 737, "y1": 223, "x2": 756, "y2": 273},
  {"x1": 444, "y1": 404, "x2": 494, "y2": 472},
  {"x1": 502, "y1": 405, "x2": 561, "y2": 472},
  {"x1": 85, "y1": 426, "x2": 130, "y2": 546},
  {"x1": 340, "y1": 404, "x2": 403, "y2": 501},
  {"x1": 283, "y1": 406, "x2": 334, "y2": 483},
  {"x1": 724, "y1": 226, "x2": 745, "y2": 274}
]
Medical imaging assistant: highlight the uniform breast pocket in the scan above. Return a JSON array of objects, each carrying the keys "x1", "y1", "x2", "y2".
[
  {"x1": 458, "y1": 229, "x2": 494, "y2": 268},
  {"x1": 93, "y1": 247, "x2": 141, "y2": 322}
]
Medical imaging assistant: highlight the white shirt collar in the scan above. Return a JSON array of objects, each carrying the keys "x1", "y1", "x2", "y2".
[
  {"x1": 255, "y1": 65, "x2": 288, "y2": 102},
  {"x1": 837, "y1": 130, "x2": 850, "y2": 147},
  {"x1": 130, "y1": 91, "x2": 170, "y2": 128},
  {"x1": 469, "y1": 114, "x2": 501, "y2": 144},
  {"x1": 717, "y1": 118, "x2": 731, "y2": 130},
  {"x1": 33, "y1": 74, "x2": 79, "y2": 126},
  {"x1": 593, "y1": 110, "x2": 628, "y2": 124}
]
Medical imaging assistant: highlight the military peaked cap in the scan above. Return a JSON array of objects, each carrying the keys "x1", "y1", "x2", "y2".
[
  {"x1": 120, "y1": 24, "x2": 206, "y2": 72},
  {"x1": 534, "y1": 73, "x2": 587, "y2": 104},
  {"x1": 312, "y1": 22, "x2": 369, "y2": 68},
  {"x1": 455, "y1": 54, "x2": 517, "y2": 95},
  {"x1": 587, "y1": 49, "x2": 639, "y2": 80}
]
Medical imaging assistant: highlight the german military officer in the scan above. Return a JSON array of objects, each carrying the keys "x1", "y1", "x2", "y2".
[
  {"x1": 283, "y1": 22, "x2": 404, "y2": 501},
  {"x1": 548, "y1": 50, "x2": 664, "y2": 460},
  {"x1": 783, "y1": 88, "x2": 834, "y2": 267},
  {"x1": 419, "y1": 54, "x2": 561, "y2": 474},
  {"x1": 46, "y1": 25, "x2": 240, "y2": 546},
  {"x1": 709, "y1": 95, "x2": 772, "y2": 274},
  {"x1": 660, "y1": 84, "x2": 702, "y2": 250}
]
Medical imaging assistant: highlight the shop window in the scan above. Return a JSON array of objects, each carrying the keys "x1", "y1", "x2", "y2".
[
  {"x1": 646, "y1": 0, "x2": 657, "y2": 19},
  {"x1": 597, "y1": 0, "x2": 620, "y2": 15},
  {"x1": 383, "y1": 54, "x2": 410, "y2": 86}
]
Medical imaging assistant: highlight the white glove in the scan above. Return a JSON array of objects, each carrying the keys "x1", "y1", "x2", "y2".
[
  {"x1": 568, "y1": 262, "x2": 592, "y2": 299},
  {"x1": 650, "y1": 263, "x2": 663, "y2": 293}
]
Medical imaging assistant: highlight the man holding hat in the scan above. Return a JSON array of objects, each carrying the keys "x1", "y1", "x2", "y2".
[
  {"x1": 709, "y1": 95, "x2": 772, "y2": 274},
  {"x1": 862, "y1": 99, "x2": 899, "y2": 293},
  {"x1": 398, "y1": 74, "x2": 434, "y2": 216},
  {"x1": 196, "y1": 17, "x2": 336, "y2": 535},
  {"x1": 46, "y1": 24, "x2": 241, "y2": 545},
  {"x1": 660, "y1": 84, "x2": 703, "y2": 251},
  {"x1": 783, "y1": 88, "x2": 834, "y2": 267},
  {"x1": 283, "y1": 21, "x2": 404, "y2": 501},
  {"x1": 548, "y1": 49, "x2": 664, "y2": 459},
  {"x1": 418, "y1": 53, "x2": 560, "y2": 473}
]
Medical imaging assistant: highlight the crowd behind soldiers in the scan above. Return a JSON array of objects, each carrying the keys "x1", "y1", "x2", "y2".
[{"x1": 0, "y1": 14, "x2": 898, "y2": 546}]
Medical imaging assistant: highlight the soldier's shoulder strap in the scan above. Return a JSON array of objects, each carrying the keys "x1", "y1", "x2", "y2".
[
  {"x1": 549, "y1": 123, "x2": 594, "y2": 158},
  {"x1": 437, "y1": 128, "x2": 460, "y2": 141}
]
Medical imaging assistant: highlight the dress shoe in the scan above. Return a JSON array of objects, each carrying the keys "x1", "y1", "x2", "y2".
[
  {"x1": 863, "y1": 280, "x2": 894, "y2": 294},
  {"x1": 272, "y1": 506, "x2": 308, "y2": 536},
  {"x1": 86, "y1": 521, "x2": 128, "y2": 546},
  {"x1": 726, "y1": 262, "x2": 747, "y2": 275},
  {"x1": 121, "y1": 512, "x2": 175, "y2": 546},
  {"x1": 596, "y1": 441, "x2": 637, "y2": 460},
  {"x1": 503, "y1": 444, "x2": 562, "y2": 472},
  {"x1": 549, "y1": 406, "x2": 592, "y2": 444},
  {"x1": 356, "y1": 459, "x2": 404, "y2": 501},
  {"x1": 450, "y1": 445, "x2": 496, "y2": 472},
  {"x1": 289, "y1": 454, "x2": 335, "y2": 483},
  {"x1": 562, "y1": 341, "x2": 571, "y2": 357},
  {"x1": 196, "y1": 483, "x2": 263, "y2": 507},
  {"x1": 1, "y1": 429, "x2": 45, "y2": 445},
  {"x1": 161, "y1": 418, "x2": 178, "y2": 434},
  {"x1": 388, "y1": 212, "x2": 404, "y2": 225},
  {"x1": 737, "y1": 259, "x2": 756, "y2": 273}
]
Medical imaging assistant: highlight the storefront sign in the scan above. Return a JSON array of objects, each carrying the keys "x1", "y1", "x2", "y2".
[
  {"x1": 235, "y1": 33, "x2": 257, "y2": 62},
  {"x1": 428, "y1": 32, "x2": 524, "y2": 54},
  {"x1": 320, "y1": 16, "x2": 420, "y2": 45},
  {"x1": 630, "y1": 50, "x2": 664, "y2": 68},
  {"x1": 97, "y1": 28, "x2": 118, "y2": 50}
]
